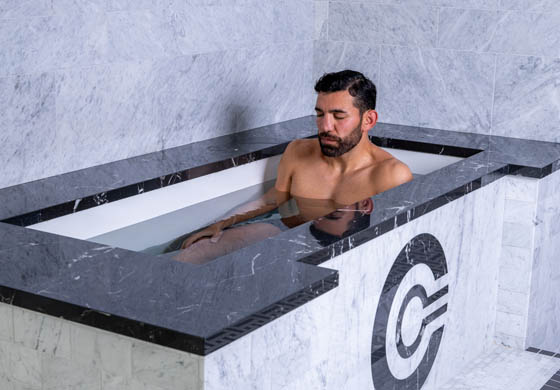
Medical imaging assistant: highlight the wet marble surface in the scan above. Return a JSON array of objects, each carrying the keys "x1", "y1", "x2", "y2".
[{"x1": 1, "y1": 116, "x2": 560, "y2": 355}]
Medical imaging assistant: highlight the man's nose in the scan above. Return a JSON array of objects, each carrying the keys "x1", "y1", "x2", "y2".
[{"x1": 317, "y1": 115, "x2": 334, "y2": 132}]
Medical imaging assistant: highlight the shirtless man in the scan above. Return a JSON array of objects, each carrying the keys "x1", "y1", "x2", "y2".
[{"x1": 173, "y1": 70, "x2": 412, "y2": 263}]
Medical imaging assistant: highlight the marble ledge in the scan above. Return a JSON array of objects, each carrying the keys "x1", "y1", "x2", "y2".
[{"x1": 1, "y1": 116, "x2": 560, "y2": 356}]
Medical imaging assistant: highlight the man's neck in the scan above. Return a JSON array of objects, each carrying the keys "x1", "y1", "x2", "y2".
[{"x1": 321, "y1": 137, "x2": 375, "y2": 173}]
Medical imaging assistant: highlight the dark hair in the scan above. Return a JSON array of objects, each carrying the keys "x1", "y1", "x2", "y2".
[
  {"x1": 314, "y1": 70, "x2": 377, "y2": 113},
  {"x1": 309, "y1": 210, "x2": 370, "y2": 247}
]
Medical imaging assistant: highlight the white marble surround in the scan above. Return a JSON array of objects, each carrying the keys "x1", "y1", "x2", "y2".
[
  {"x1": 0, "y1": 0, "x2": 315, "y2": 189},
  {"x1": 202, "y1": 174, "x2": 506, "y2": 389},
  {"x1": 3, "y1": 0, "x2": 560, "y2": 190},
  {"x1": 526, "y1": 169, "x2": 560, "y2": 353},
  {"x1": 495, "y1": 175, "x2": 540, "y2": 349},
  {"x1": 493, "y1": 170, "x2": 560, "y2": 353},
  {"x1": 0, "y1": 303, "x2": 203, "y2": 390},
  {"x1": 313, "y1": 0, "x2": 560, "y2": 143}
]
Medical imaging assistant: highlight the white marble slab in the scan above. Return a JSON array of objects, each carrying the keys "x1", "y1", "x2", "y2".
[
  {"x1": 0, "y1": 303, "x2": 202, "y2": 390},
  {"x1": 494, "y1": 176, "x2": 539, "y2": 348},
  {"x1": 202, "y1": 178, "x2": 506, "y2": 389},
  {"x1": 377, "y1": 46, "x2": 495, "y2": 134},
  {"x1": 328, "y1": 3, "x2": 438, "y2": 47},
  {"x1": 499, "y1": 0, "x2": 560, "y2": 12},
  {"x1": 0, "y1": 0, "x2": 315, "y2": 190},
  {"x1": 313, "y1": 40, "x2": 379, "y2": 86},
  {"x1": 493, "y1": 55, "x2": 560, "y2": 143},
  {"x1": 526, "y1": 170, "x2": 560, "y2": 352},
  {"x1": 314, "y1": 1, "x2": 328, "y2": 40}
]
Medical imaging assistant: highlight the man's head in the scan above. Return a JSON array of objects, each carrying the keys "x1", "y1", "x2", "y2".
[
  {"x1": 314, "y1": 70, "x2": 377, "y2": 114},
  {"x1": 314, "y1": 70, "x2": 378, "y2": 157}
]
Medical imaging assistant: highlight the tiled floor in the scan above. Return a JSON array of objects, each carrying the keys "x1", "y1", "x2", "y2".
[
  {"x1": 439, "y1": 345, "x2": 560, "y2": 390},
  {"x1": 541, "y1": 372, "x2": 560, "y2": 390}
]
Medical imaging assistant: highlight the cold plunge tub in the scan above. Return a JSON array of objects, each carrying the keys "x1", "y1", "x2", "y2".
[
  {"x1": 27, "y1": 148, "x2": 463, "y2": 253},
  {"x1": 1, "y1": 118, "x2": 560, "y2": 390}
]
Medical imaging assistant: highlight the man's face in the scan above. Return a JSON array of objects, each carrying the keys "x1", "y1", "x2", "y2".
[{"x1": 315, "y1": 90, "x2": 364, "y2": 157}]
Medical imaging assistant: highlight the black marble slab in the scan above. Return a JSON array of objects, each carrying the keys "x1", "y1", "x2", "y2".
[{"x1": 1, "y1": 116, "x2": 560, "y2": 356}]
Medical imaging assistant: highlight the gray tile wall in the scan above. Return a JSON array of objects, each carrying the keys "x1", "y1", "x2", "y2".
[
  {"x1": 0, "y1": 0, "x2": 315, "y2": 189},
  {"x1": 314, "y1": 1, "x2": 560, "y2": 142}
]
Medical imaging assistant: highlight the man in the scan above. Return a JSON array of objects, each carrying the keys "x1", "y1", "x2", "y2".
[{"x1": 174, "y1": 70, "x2": 412, "y2": 263}]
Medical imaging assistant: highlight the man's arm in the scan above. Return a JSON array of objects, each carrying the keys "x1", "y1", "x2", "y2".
[
  {"x1": 274, "y1": 140, "x2": 298, "y2": 193},
  {"x1": 181, "y1": 141, "x2": 297, "y2": 249}
]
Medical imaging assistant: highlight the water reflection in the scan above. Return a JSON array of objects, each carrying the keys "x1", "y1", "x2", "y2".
[{"x1": 309, "y1": 198, "x2": 373, "y2": 247}]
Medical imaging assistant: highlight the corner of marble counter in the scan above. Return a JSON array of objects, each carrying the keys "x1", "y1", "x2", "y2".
[{"x1": 0, "y1": 219, "x2": 339, "y2": 355}]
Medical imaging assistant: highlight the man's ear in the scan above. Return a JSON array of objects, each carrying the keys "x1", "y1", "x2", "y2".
[
  {"x1": 362, "y1": 109, "x2": 378, "y2": 132},
  {"x1": 358, "y1": 198, "x2": 374, "y2": 215}
]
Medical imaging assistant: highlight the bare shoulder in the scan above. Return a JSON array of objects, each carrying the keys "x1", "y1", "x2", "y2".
[
  {"x1": 284, "y1": 138, "x2": 316, "y2": 158},
  {"x1": 373, "y1": 157, "x2": 413, "y2": 192},
  {"x1": 275, "y1": 139, "x2": 317, "y2": 192}
]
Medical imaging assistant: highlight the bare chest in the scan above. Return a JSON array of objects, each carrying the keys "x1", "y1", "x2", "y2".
[{"x1": 290, "y1": 165, "x2": 380, "y2": 204}]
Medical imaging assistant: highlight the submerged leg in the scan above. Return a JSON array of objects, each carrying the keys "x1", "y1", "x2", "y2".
[{"x1": 172, "y1": 223, "x2": 282, "y2": 264}]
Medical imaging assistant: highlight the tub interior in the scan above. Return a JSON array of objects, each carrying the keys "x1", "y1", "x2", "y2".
[{"x1": 28, "y1": 148, "x2": 464, "y2": 252}]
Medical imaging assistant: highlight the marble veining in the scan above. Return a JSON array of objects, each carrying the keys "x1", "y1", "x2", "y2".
[
  {"x1": 314, "y1": 1, "x2": 328, "y2": 40},
  {"x1": 485, "y1": 10, "x2": 560, "y2": 57},
  {"x1": 1, "y1": 117, "x2": 560, "y2": 355},
  {"x1": 378, "y1": 46, "x2": 495, "y2": 134},
  {"x1": 526, "y1": 169, "x2": 560, "y2": 353},
  {"x1": 437, "y1": 8, "x2": 502, "y2": 52},
  {"x1": 499, "y1": 0, "x2": 560, "y2": 12},
  {"x1": 0, "y1": 72, "x2": 57, "y2": 190},
  {"x1": 0, "y1": 0, "x2": 314, "y2": 190},
  {"x1": 316, "y1": 0, "x2": 560, "y2": 143},
  {"x1": 328, "y1": 3, "x2": 437, "y2": 47},
  {"x1": 438, "y1": 8, "x2": 560, "y2": 57},
  {"x1": 0, "y1": 0, "x2": 53, "y2": 19},
  {"x1": 0, "y1": 0, "x2": 313, "y2": 77},
  {"x1": 492, "y1": 55, "x2": 560, "y2": 143},
  {"x1": 439, "y1": 0, "x2": 499, "y2": 8},
  {"x1": 313, "y1": 40, "x2": 379, "y2": 86}
]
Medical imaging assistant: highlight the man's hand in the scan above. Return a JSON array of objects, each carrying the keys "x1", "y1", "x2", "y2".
[
  {"x1": 178, "y1": 187, "x2": 287, "y2": 251},
  {"x1": 180, "y1": 221, "x2": 227, "y2": 249}
]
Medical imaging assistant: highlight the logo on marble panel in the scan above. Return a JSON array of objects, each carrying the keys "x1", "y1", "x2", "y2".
[{"x1": 371, "y1": 233, "x2": 448, "y2": 390}]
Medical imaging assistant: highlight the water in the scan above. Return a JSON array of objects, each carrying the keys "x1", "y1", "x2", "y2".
[
  {"x1": 88, "y1": 172, "x2": 398, "y2": 262},
  {"x1": 89, "y1": 180, "x2": 278, "y2": 253}
]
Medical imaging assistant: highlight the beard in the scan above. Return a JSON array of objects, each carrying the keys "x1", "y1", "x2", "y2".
[{"x1": 318, "y1": 119, "x2": 363, "y2": 157}]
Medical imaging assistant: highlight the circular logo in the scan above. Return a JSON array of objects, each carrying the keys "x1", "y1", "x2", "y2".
[{"x1": 371, "y1": 233, "x2": 448, "y2": 389}]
